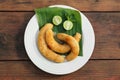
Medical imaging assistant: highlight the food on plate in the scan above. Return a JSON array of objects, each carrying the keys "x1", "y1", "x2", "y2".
[
  {"x1": 46, "y1": 29, "x2": 81, "y2": 53},
  {"x1": 35, "y1": 7, "x2": 83, "y2": 62},
  {"x1": 38, "y1": 23, "x2": 81, "y2": 62},
  {"x1": 57, "y1": 33, "x2": 79, "y2": 61},
  {"x1": 35, "y1": 7, "x2": 83, "y2": 56},
  {"x1": 46, "y1": 29, "x2": 70, "y2": 53},
  {"x1": 37, "y1": 23, "x2": 64, "y2": 63}
]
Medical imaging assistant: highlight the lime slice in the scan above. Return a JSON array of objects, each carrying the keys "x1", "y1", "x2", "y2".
[
  {"x1": 63, "y1": 20, "x2": 73, "y2": 30},
  {"x1": 52, "y1": 15, "x2": 62, "y2": 25}
]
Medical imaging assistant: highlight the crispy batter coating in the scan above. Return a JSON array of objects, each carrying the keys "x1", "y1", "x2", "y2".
[
  {"x1": 74, "y1": 32, "x2": 81, "y2": 42},
  {"x1": 57, "y1": 33, "x2": 79, "y2": 61},
  {"x1": 46, "y1": 29, "x2": 70, "y2": 53},
  {"x1": 37, "y1": 23, "x2": 64, "y2": 63},
  {"x1": 46, "y1": 29, "x2": 81, "y2": 53}
]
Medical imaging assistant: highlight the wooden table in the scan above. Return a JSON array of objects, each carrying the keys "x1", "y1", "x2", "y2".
[{"x1": 0, "y1": 0, "x2": 120, "y2": 80}]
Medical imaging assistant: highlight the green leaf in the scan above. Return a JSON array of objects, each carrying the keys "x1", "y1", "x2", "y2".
[{"x1": 35, "y1": 7, "x2": 83, "y2": 56}]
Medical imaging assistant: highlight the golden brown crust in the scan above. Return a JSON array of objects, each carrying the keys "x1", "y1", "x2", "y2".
[
  {"x1": 74, "y1": 32, "x2": 81, "y2": 42},
  {"x1": 57, "y1": 33, "x2": 80, "y2": 61},
  {"x1": 37, "y1": 23, "x2": 64, "y2": 63},
  {"x1": 46, "y1": 29, "x2": 81, "y2": 54},
  {"x1": 45, "y1": 29, "x2": 70, "y2": 53}
]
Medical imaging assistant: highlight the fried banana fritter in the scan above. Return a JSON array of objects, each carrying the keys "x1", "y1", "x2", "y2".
[
  {"x1": 57, "y1": 33, "x2": 79, "y2": 61},
  {"x1": 37, "y1": 23, "x2": 64, "y2": 63}
]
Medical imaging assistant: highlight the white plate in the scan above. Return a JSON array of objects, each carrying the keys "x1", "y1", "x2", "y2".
[{"x1": 24, "y1": 5, "x2": 95, "y2": 75}]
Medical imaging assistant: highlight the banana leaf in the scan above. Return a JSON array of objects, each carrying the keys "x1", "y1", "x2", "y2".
[{"x1": 35, "y1": 7, "x2": 83, "y2": 56}]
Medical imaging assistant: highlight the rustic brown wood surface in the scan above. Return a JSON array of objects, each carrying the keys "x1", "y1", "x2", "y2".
[
  {"x1": 0, "y1": 0, "x2": 120, "y2": 11},
  {"x1": 0, "y1": 60, "x2": 120, "y2": 80},
  {"x1": 0, "y1": 0, "x2": 120, "y2": 80}
]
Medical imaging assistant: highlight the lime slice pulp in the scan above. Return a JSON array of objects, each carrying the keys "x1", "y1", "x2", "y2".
[
  {"x1": 63, "y1": 20, "x2": 73, "y2": 30},
  {"x1": 52, "y1": 15, "x2": 62, "y2": 25}
]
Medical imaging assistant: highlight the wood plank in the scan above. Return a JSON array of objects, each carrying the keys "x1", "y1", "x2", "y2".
[
  {"x1": 0, "y1": 12, "x2": 120, "y2": 60},
  {"x1": 85, "y1": 13, "x2": 120, "y2": 59},
  {"x1": 0, "y1": 12, "x2": 34, "y2": 60},
  {"x1": 0, "y1": 60, "x2": 120, "y2": 80},
  {"x1": 0, "y1": 0, "x2": 120, "y2": 11}
]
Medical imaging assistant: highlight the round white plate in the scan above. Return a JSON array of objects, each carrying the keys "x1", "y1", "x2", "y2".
[{"x1": 24, "y1": 5, "x2": 95, "y2": 75}]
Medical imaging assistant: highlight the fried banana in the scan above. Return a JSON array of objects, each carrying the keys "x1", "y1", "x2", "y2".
[
  {"x1": 46, "y1": 29, "x2": 70, "y2": 53},
  {"x1": 46, "y1": 29, "x2": 81, "y2": 53},
  {"x1": 57, "y1": 33, "x2": 79, "y2": 61},
  {"x1": 37, "y1": 23, "x2": 64, "y2": 63}
]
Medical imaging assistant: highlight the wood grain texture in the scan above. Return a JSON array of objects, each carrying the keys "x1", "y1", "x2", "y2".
[
  {"x1": 0, "y1": 0, "x2": 120, "y2": 11},
  {"x1": 85, "y1": 13, "x2": 120, "y2": 59},
  {"x1": 0, "y1": 12, "x2": 120, "y2": 60},
  {"x1": 0, "y1": 60, "x2": 120, "y2": 80},
  {"x1": 0, "y1": 12, "x2": 34, "y2": 60}
]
